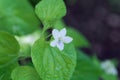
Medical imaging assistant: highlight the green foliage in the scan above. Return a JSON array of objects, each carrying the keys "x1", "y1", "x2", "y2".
[
  {"x1": 53, "y1": 20, "x2": 65, "y2": 29},
  {"x1": 0, "y1": 63, "x2": 18, "y2": 80},
  {"x1": 71, "y1": 50, "x2": 102, "y2": 80},
  {"x1": 11, "y1": 66, "x2": 41, "y2": 80},
  {"x1": 31, "y1": 38, "x2": 76, "y2": 80},
  {"x1": 67, "y1": 27, "x2": 90, "y2": 48},
  {"x1": 0, "y1": 0, "x2": 40, "y2": 35},
  {"x1": 102, "y1": 74, "x2": 118, "y2": 80},
  {"x1": 35, "y1": 0, "x2": 66, "y2": 28},
  {"x1": 92, "y1": 56, "x2": 118, "y2": 80},
  {"x1": 0, "y1": 31, "x2": 19, "y2": 66}
]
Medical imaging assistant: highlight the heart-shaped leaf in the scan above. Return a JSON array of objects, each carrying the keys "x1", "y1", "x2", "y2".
[
  {"x1": 35, "y1": 0, "x2": 66, "y2": 27},
  {"x1": 31, "y1": 38, "x2": 76, "y2": 80}
]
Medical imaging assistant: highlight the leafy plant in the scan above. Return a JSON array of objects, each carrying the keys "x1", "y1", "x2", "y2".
[{"x1": 0, "y1": 0, "x2": 118, "y2": 80}]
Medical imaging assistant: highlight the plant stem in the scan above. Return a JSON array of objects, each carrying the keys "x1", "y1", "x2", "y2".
[{"x1": 41, "y1": 23, "x2": 49, "y2": 38}]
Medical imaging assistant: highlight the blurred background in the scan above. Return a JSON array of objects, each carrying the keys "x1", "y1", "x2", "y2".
[
  {"x1": 63, "y1": 0, "x2": 120, "y2": 78},
  {"x1": 64, "y1": 0, "x2": 120, "y2": 61}
]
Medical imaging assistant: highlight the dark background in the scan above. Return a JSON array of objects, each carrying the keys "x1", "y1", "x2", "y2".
[{"x1": 63, "y1": 0, "x2": 120, "y2": 78}]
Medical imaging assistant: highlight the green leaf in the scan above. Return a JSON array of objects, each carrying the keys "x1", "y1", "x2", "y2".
[
  {"x1": 11, "y1": 66, "x2": 41, "y2": 80},
  {"x1": 0, "y1": 31, "x2": 19, "y2": 67},
  {"x1": 31, "y1": 38, "x2": 76, "y2": 80},
  {"x1": 0, "y1": 63, "x2": 18, "y2": 80},
  {"x1": 71, "y1": 50, "x2": 102, "y2": 80},
  {"x1": 0, "y1": 0, "x2": 40, "y2": 35},
  {"x1": 102, "y1": 74, "x2": 118, "y2": 80},
  {"x1": 67, "y1": 27, "x2": 90, "y2": 48},
  {"x1": 53, "y1": 20, "x2": 65, "y2": 29},
  {"x1": 35, "y1": 0, "x2": 66, "y2": 27}
]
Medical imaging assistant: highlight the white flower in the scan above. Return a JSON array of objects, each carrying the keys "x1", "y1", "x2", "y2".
[
  {"x1": 50, "y1": 28, "x2": 73, "y2": 51},
  {"x1": 101, "y1": 60, "x2": 118, "y2": 75}
]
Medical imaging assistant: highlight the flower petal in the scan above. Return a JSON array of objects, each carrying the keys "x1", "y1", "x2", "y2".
[
  {"x1": 63, "y1": 36, "x2": 73, "y2": 43},
  {"x1": 52, "y1": 29, "x2": 59, "y2": 39},
  {"x1": 60, "y1": 28, "x2": 66, "y2": 37},
  {"x1": 50, "y1": 40, "x2": 57, "y2": 47},
  {"x1": 57, "y1": 42, "x2": 64, "y2": 51}
]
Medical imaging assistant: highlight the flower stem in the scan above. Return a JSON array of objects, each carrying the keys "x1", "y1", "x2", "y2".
[
  {"x1": 46, "y1": 34, "x2": 52, "y2": 39},
  {"x1": 41, "y1": 23, "x2": 49, "y2": 38}
]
